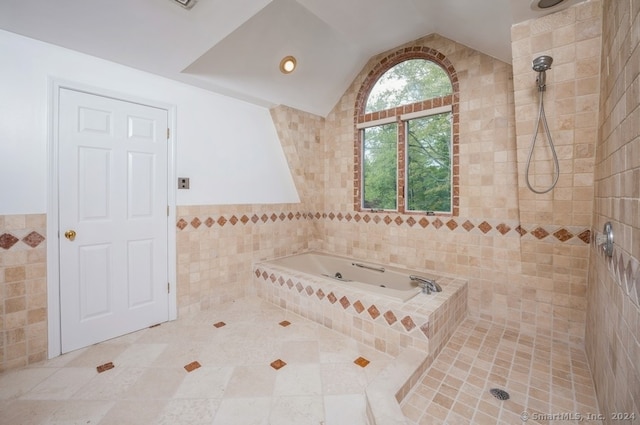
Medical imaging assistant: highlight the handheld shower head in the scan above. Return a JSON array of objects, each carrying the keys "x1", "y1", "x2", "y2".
[
  {"x1": 532, "y1": 55, "x2": 553, "y2": 91},
  {"x1": 532, "y1": 55, "x2": 553, "y2": 72}
]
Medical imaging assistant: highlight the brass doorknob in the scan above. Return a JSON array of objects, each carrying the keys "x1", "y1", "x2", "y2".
[{"x1": 64, "y1": 230, "x2": 76, "y2": 241}]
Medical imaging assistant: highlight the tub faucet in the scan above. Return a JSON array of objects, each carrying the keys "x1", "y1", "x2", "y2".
[{"x1": 410, "y1": 275, "x2": 442, "y2": 294}]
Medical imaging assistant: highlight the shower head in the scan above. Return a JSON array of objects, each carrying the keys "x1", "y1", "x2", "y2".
[{"x1": 532, "y1": 55, "x2": 553, "y2": 72}]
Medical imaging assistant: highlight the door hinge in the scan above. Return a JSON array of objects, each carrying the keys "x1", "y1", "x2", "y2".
[
  {"x1": 167, "y1": 128, "x2": 170, "y2": 139},
  {"x1": 167, "y1": 282, "x2": 170, "y2": 293},
  {"x1": 167, "y1": 205, "x2": 169, "y2": 216}
]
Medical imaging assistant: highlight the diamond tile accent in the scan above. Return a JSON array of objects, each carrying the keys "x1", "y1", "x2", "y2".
[
  {"x1": 270, "y1": 359, "x2": 287, "y2": 370},
  {"x1": 577, "y1": 230, "x2": 591, "y2": 244},
  {"x1": 353, "y1": 300, "x2": 365, "y2": 314},
  {"x1": 420, "y1": 322, "x2": 431, "y2": 338},
  {"x1": 515, "y1": 225, "x2": 527, "y2": 236},
  {"x1": 262, "y1": 271, "x2": 269, "y2": 280},
  {"x1": 184, "y1": 361, "x2": 201, "y2": 372},
  {"x1": 316, "y1": 289, "x2": 325, "y2": 300},
  {"x1": 363, "y1": 215, "x2": 371, "y2": 223},
  {"x1": 287, "y1": 212, "x2": 294, "y2": 220},
  {"x1": 270, "y1": 214, "x2": 278, "y2": 222},
  {"x1": 354, "y1": 357, "x2": 370, "y2": 368},
  {"x1": 419, "y1": 218, "x2": 430, "y2": 228},
  {"x1": 462, "y1": 220, "x2": 474, "y2": 231},
  {"x1": 305, "y1": 286, "x2": 314, "y2": 296},
  {"x1": 446, "y1": 219, "x2": 458, "y2": 230},
  {"x1": 190, "y1": 217, "x2": 201, "y2": 229},
  {"x1": 339, "y1": 296, "x2": 350, "y2": 309},
  {"x1": 531, "y1": 227, "x2": 549, "y2": 239},
  {"x1": 337, "y1": 213, "x2": 343, "y2": 221},
  {"x1": 286, "y1": 279, "x2": 294, "y2": 289},
  {"x1": 254, "y1": 269, "x2": 261, "y2": 278},
  {"x1": 21, "y1": 231, "x2": 45, "y2": 248},
  {"x1": 406, "y1": 217, "x2": 416, "y2": 227},
  {"x1": 383, "y1": 215, "x2": 393, "y2": 225},
  {"x1": 496, "y1": 224, "x2": 511, "y2": 235},
  {"x1": 269, "y1": 273, "x2": 276, "y2": 282},
  {"x1": 176, "y1": 219, "x2": 188, "y2": 230},
  {"x1": 251, "y1": 214, "x2": 259, "y2": 223},
  {"x1": 0, "y1": 233, "x2": 18, "y2": 249},
  {"x1": 204, "y1": 217, "x2": 215, "y2": 227},
  {"x1": 354, "y1": 214, "x2": 362, "y2": 222},
  {"x1": 229, "y1": 215, "x2": 238, "y2": 225},
  {"x1": 278, "y1": 277, "x2": 285, "y2": 285},
  {"x1": 394, "y1": 216, "x2": 404, "y2": 225},
  {"x1": 383, "y1": 310, "x2": 397, "y2": 325},
  {"x1": 478, "y1": 221, "x2": 492, "y2": 234},
  {"x1": 96, "y1": 362, "x2": 114, "y2": 373},
  {"x1": 261, "y1": 214, "x2": 269, "y2": 223},
  {"x1": 327, "y1": 292, "x2": 337, "y2": 304},
  {"x1": 295, "y1": 282, "x2": 304, "y2": 293},
  {"x1": 213, "y1": 321, "x2": 226, "y2": 328},
  {"x1": 432, "y1": 218, "x2": 443, "y2": 229},
  {"x1": 345, "y1": 213, "x2": 352, "y2": 221},
  {"x1": 279, "y1": 320, "x2": 291, "y2": 327},
  {"x1": 329, "y1": 212, "x2": 336, "y2": 220},
  {"x1": 401, "y1": 316, "x2": 416, "y2": 331},
  {"x1": 368, "y1": 305, "x2": 380, "y2": 319},
  {"x1": 279, "y1": 213, "x2": 286, "y2": 221},
  {"x1": 373, "y1": 215, "x2": 381, "y2": 224},
  {"x1": 553, "y1": 228, "x2": 573, "y2": 242},
  {"x1": 240, "y1": 215, "x2": 250, "y2": 224},
  {"x1": 217, "y1": 216, "x2": 227, "y2": 226}
]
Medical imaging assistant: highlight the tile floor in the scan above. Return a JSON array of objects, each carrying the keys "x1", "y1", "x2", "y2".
[
  {"x1": 0, "y1": 297, "x2": 603, "y2": 425},
  {"x1": 0, "y1": 297, "x2": 391, "y2": 425},
  {"x1": 400, "y1": 318, "x2": 603, "y2": 425}
]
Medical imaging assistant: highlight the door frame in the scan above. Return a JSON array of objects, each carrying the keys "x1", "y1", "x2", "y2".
[{"x1": 46, "y1": 79, "x2": 177, "y2": 358}]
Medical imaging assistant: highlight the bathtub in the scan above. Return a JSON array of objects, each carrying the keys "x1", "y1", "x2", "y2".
[{"x1": 267, "y1": 251, "x2": 428, "y2": 302}]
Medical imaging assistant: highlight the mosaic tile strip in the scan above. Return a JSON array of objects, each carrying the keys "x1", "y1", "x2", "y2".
[{"x1": 176, "y1": 212, "x2": 590, "y2": 245}]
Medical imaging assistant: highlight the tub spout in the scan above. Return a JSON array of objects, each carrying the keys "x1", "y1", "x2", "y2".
[{"x1": 410, "y1": 275, "x2": 442, "y2": 294}]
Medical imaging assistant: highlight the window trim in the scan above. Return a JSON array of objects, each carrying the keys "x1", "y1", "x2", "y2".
[{"x1": 353, "y1": 47, "x2": 459, "y2": 216}]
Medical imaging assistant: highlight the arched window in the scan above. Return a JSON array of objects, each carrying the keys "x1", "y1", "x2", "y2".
[{"x1": 354, "y1": 48, "x2": 459, "y2": 215}]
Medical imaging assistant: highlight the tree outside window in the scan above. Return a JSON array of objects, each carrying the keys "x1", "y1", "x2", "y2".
[{"x1": 356, "y1": 53, "x2": 458, "y2": 215}]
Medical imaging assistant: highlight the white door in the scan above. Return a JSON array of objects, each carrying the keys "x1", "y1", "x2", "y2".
[{"x1": 58, "y1": 88, "x2": 169, "y2": 353}]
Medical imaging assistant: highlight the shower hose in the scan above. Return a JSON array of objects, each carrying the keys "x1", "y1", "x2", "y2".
[{"x1": 525, "y1": 89, "x2": 559, "y2": 194}]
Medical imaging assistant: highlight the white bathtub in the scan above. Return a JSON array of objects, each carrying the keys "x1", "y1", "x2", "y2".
[{"x1": 267, "y1": 251, "x2": 439, "y2": 302}]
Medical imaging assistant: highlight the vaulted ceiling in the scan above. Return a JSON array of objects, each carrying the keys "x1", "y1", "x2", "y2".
[{"x1": 0, "y1": 0, "x2": 586, "y2": 116}]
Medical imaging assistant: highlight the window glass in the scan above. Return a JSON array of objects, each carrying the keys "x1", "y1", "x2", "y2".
[
  {"x1": 363, "y1": 123, "x2": 397, "y2": 210},
  {"x1": 406, "y1": 113, "x2": 452, "y2": 212},
  {"x1": 365, "y1": 59, "x2": 452, "y2": 113}
]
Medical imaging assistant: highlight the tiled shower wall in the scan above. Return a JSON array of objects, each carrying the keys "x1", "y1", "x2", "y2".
[
  {"x1": 0, "y1": 214, "x2": 47, "y2": 372},
  {"x1": 586, "y1": 0, "x2": 640, "y2": 421},
  {"x1": 511, "y1": 0, "x2": 603, "y2": 340}
]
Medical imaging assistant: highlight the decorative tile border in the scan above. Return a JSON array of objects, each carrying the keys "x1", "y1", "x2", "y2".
[
  {"x1": 0, "y1": 231, "x2": 46, "y2": 250},
  {"x1": 176, "y1": 211, "x2": 590, "y2": 245}
]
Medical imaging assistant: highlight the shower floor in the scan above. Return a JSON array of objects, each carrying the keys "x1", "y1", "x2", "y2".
[
  {"x1": 401, "y1": 318, "x2": 602, "y2": 425},
  {"x1": 0, "y1": 297, "x2": 602, "y2": 425}
]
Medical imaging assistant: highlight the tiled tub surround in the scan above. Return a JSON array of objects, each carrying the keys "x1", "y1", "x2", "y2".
[{"x1": 252, "y1": 253, "x2": 467, "y2": 424}]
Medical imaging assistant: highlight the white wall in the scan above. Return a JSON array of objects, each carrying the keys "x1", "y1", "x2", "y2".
[{"x1": 0, "y1": 29, "x2": 299, "y2": 215}]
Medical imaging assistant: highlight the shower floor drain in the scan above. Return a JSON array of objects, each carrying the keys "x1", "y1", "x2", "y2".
[{"x1": 490, "y1": 388, "x2": 510, "y2": 401}]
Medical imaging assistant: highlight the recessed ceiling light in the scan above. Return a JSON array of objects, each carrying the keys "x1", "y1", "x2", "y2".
[
  {"x1": 279, "y1": 56, "x2": 297, "y2": 74},
  {"x1": 530, "y1": 0, "x2": 566, "y2": 11},
  {"x1": 172, "y1": 0, "x2": 197, "y2": 10}
]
